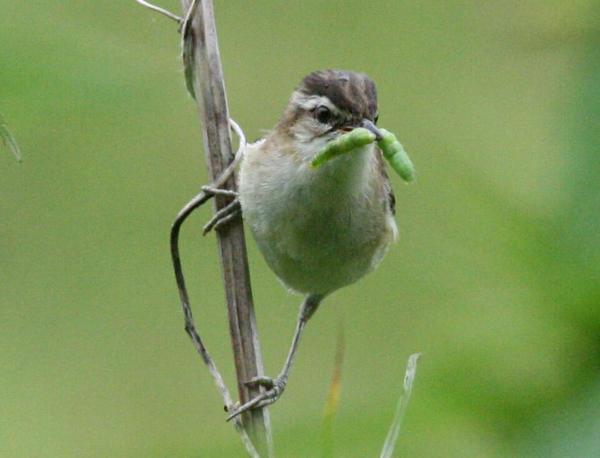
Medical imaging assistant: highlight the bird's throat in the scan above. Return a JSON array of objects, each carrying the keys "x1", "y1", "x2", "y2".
[{"x1": 303, "y1": 142, "x2": 374, "y2": 198}]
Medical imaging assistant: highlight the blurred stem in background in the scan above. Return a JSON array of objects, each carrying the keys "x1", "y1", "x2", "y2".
[
  {"x1": 320, "y1": 325, "x2": 345, "y2": 458},
  {"x1": 0, "y1": 113, "x2": 22, "y2": 162}
]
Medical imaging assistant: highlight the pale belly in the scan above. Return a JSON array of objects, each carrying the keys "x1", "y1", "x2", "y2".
[{"x1": 239, "y1": 144, "x2": 396, "y2": 295}]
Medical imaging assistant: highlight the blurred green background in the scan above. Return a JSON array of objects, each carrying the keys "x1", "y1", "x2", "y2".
[{"x1": 2, "y1": 1, "x2": 599, "y2": 456}]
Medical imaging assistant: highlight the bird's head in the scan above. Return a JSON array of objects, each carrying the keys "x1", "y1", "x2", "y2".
[{"x1": 274, "y1": 70, "x2": 383, "y2": 160}]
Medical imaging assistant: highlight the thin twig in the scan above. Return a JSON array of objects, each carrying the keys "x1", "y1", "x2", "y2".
[
  {"x1": 380, "y1": 353, "x2": 421, "y2": 458},
  {"x1": 135, "y1": 0, "x2": 182, "y2": 23},
  {"x1": 216, "y1": 118, "x2": 246, "y2": 188},
  {"x1": 170, "y1": 191, "x2": 259, "y2": 458},
  {"x1": 170, "y1": 117, "x2": 244, "y2": 398},
  {"x1": 169, "y1": 121, "x2": 258, "y2": 457},
  {"x1": 170, "y1": 191, "x2": 229, "y2": 401}
]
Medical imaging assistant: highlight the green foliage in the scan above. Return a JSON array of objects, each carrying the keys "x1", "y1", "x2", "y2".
[{"x1": 1, "y1": 1, "x2": 599, "y2": 457}]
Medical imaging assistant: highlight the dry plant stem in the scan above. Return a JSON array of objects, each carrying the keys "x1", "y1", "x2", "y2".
[
  {"x1": 169, "y1": 120, "x2": 257, "y2": 456},
  {"x1": 170, "y1": 189, "x2": 259, "y2": 458},
  {"x1": 136, "y1": 0, "x2": 272, "y2": 454},
  {"x1": 181, "y1": 0, "x2": 200, "y2": 33},
  {"x1": 180, "y1": 0, "x2": 272, "y2": 455},
  {"x1": 171, "y1": 191, "x2": 225, "y2": 398}
]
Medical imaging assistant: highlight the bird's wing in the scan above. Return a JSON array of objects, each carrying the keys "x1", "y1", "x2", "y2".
[{"x1": 375, "y1": 145, "x2": 396, "y2": 216}]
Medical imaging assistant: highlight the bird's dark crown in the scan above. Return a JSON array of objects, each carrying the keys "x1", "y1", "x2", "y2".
[{"x1": 299, "y1": 69, "x2": 378, "y2": 122}]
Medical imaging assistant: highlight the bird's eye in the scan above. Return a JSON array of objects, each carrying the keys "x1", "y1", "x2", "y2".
[
  {"x1": 314, "y1": 105, "x2": 332, "y2": 124},
  {"x1": 374, "y1": 114, "x2": 379, "y2": 125}
]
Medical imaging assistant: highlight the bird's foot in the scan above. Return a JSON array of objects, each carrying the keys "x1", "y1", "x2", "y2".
[
  {"x1": 226, "y1": 375, "x2": 287, "y2": 421},
  {"x1": 201, "y1": 185, "x2": 238, "y2": 198},
  {"x1": 201, "y1": 186, "x2": 241, "y2": 235}
]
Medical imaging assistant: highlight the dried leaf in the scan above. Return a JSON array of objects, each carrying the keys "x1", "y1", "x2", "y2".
[{"x1": 182, "y1": 31, "x2": 196, "y2": 99}]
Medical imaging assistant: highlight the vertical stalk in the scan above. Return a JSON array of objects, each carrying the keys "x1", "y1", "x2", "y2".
[{"x1": 179, "y1": 0, "x2": 272, "y2": 454}]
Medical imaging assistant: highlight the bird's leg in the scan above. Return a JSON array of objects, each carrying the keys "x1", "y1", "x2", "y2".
[{"x1": 227, "y1": 294, "x2": 324, "y2": 421}]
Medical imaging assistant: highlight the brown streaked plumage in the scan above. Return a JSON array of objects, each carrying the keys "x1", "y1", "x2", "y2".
[
  {"x1": 300, "y1": 69, "x2": 379, "y2": 123},
  {"x1": 276, "y1": 69, "x2": 379, "y2": 137}
]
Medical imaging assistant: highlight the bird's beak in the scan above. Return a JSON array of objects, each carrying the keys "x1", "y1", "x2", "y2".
[
  {"x1": 360, "y1": 119, "x2": 383, "y2": 140},
  {"x1": 339, "y1": 119, "x2": 383, "y2": 140}
]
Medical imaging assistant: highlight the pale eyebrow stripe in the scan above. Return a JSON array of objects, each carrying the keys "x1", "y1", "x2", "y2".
[{"x1": 292, "y1": 93, "x2": 339, "y2": 114}]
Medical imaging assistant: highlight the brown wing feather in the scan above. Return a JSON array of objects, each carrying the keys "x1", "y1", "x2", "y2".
[{"x1": 374, "y1": 146, "x2": 396, "y2": 216}]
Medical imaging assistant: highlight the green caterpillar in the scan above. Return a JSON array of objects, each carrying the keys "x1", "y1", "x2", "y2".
[
  {"x1": 310, "y1": 127, "x2": 415, "y2": 183},
  {"x1": 377, "y1": 128, "x2": 415, "y2": 182},
  {"x1": 310, "y1": 128, "x2": 376, "y2": 168}
]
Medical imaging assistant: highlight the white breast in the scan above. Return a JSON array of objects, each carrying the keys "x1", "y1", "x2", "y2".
[{"x1": 239, "y1": 140, "x2": 396, "y2": 296}]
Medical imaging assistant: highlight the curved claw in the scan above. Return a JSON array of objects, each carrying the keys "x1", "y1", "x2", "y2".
[
  {"x1": 244, "y1": 376, "x2": 275, "y2": 389},
  {"x1": 201, "y1": 185, "x2": 238, "y2": 198},
  {"x1": 227, "y1": 376, "x2": 287, "y2": 421},
  {"x1": 226, "y1": 391, "x2": 271, "y2": 421},
  {"x1": 202, "y1": 199, "x2": 241, "y2": 235},
  {"x1": 255, "y1": 396, "x2": 280, "y2": 409}
]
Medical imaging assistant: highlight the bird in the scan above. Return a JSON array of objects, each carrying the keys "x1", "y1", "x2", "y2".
[{"x1": 223, "y1": 69, "x2": 399, "y2": 419}]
